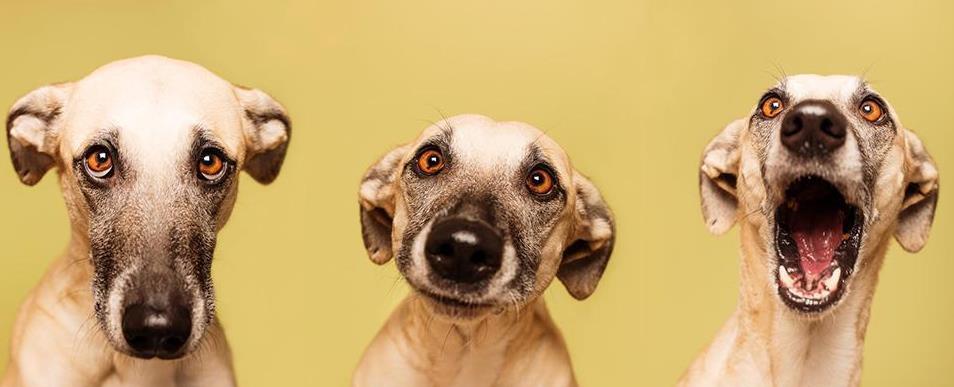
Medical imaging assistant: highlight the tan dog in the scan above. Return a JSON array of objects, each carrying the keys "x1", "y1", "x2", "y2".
[
  {"x1": 2, "y1": 56, "x2": 290, "y2": 386},
  {"x1": 354, "y1": 114, "x2": 615, "y2": 387},
  {"x1": 680, "y1": 75, "x2": 939, "y2": 387}
]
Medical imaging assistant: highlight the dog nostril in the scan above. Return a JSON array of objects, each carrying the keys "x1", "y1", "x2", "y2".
[
  {"x1": 820, "y1": 118, "x2": 834, "y2": 137},
  {"x1": 471, "y1": 250, "x2": 487, "y2": 265},
  {"x1": 160, "y1": 336, "x2": 186, "y2": 354},
  {"x1": 820, "y1": 117, "x2": 845, "y2": 139},
  {"x1": 126, "y1": 334, "x2": 151, "y2": 351},
  {"x1": 436, "y1": 243, "x2": 455, "y2": 258},
  {"x1": 783, "y1": 116, "x2": 803, "y2": 136}
]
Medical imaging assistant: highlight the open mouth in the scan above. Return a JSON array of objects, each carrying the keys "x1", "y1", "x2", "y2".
[{"x1": 775, "y1": 176, "x2": 864, "y2": 313}]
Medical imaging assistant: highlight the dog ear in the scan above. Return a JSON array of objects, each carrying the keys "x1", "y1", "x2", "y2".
[
  {"x1": 894, "y1": 129, "x2": 939, "y2": 253},
  {"x1": 558, "y1": 172, "x2": 615, "y2": 300},
  {"x1": 6, "y1": 83, "x2": 73, "y2": 186},
  {"x1": 235, "y1": 86, "x2": 290, "y2": 185},
  {"x1": 699, "y1": 118, "x2": 746, "y2": 235},
  {"x1": 358, "y1": 145, "x2": 412, "y2": 264}
]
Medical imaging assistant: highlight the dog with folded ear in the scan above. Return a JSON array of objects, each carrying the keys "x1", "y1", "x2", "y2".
[
  {"x1": 2, "y1": 55, "x2": 290, "y2": 386},
  {"x1": 352, "y1": 114, "x2": 615, "y2": 387},
  {"x1": 680, "y1": 75, "x2": 939, "y2": 387}
]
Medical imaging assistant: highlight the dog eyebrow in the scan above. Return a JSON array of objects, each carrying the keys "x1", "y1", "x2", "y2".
[
  {"x1": 191, "y1": 125, "x2": 235, "y2": 160},
  {"x1": 524, "y1": 144, "x2": 560, "y2": 180},
  {"x1": 763, "y1": 87, "x2": 785, "y2": 98},
  {"x1": 418, "y1": 129, "x2": 453, "y2": 153},
  {"x1": 854, "y1": 83, "x2": 879, "y2": 100},
  {"x1": 72, "y1": 128, "x2": 120, "y2": 161}
]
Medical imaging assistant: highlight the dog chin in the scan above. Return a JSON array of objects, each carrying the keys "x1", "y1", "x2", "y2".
[
  {"x1": 771, "y1": 175, "x2": 865, "y2": 315},
  {"x1": 413, "y1": 287, "x2": 500, "y2": 320}
]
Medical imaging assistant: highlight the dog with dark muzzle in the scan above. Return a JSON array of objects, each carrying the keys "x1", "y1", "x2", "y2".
[
  {"x1": 1, "y1": 56, "x2": 290, "y2": 386},
  {"x1": 680, "y1": 75, "x2": 939, "y2": 387},
  {"x1": 353, "y1": 114, "x2": 615, "y2": 387}
]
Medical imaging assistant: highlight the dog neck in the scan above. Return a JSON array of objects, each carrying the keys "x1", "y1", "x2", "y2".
[
  {"x1": 404, "y1": 295, "x2": 541, "y2": 380},
  {"x1": 731, "y1": 223, "x2": 889, "y2": 387},
  {"x1": 357, "y1": 294, "x2": 575, "y2": 387}
]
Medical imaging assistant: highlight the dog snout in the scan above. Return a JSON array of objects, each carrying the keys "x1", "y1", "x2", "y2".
[
  {"x1": 122, "y1": 302, "x2": 192, "y2": 359},
  {"x1": 120, "y1": 272, "x2": 193, "y2": 359},
  {"x1": 425, "y1": 218, "x2": 503, "y2": 284},
  {"x1": 781, "y1": 100, "x2": 847, "y2": 157}
]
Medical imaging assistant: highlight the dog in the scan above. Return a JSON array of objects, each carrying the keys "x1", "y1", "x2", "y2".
[
  {"x1": 353, "y1": 114, "x2": 615, "y2": 387},
  {"x1": 679, "y1": 75, "x2": 939, "y2": 387},
  {"x1": 2, "y1": 56, "x2": 290, "y2": 386}
]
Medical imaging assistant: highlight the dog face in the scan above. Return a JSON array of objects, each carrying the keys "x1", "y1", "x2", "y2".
[
  {"x1": 360, "y1": 114, "x2": 614, "y2": 319},
  {"x1": 700, "y1": 75, "x2": 939, "y2": 315},
  {"x1": 5, "y1": 56, "x2": 290, "y2": 359}
]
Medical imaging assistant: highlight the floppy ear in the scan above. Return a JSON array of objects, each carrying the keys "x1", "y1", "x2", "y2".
[
  {"x1": 557, "y1": 173, "x2": 615, "y2": 300},
  {"x1": 235, "y1": 86, "x2": 290, "y2": 184},
  {"x1": 6, "y1": 83, "x2": 73, "y2": 186},
  {"x1": 895, "y1": 129, "x2": 939, "y2": 253},
  {"x1": 358, "y1": 145, "x2": 412, "y2": 264},
  {"x1": 699, "y1": 118, "x2": 746, "y2": 235}
]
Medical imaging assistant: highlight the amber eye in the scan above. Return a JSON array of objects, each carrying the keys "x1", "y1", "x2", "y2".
[
  {"x1": 526, "y1": 167, "x2": 556, "y2": 196},
  {"x1": 760, "y1": 96, "x2": 785, "y2": 118},
  {"x1": 83, "y1": 145, "x2": 114, "y2": 179},
  {"x1": 416, "y1": 148, "x2": 445, "y2": 175},
  {"x1": 859, "y1": 99, "x2": 885, "y2": 123},
  {"x1": 198, "y1": 149, "x2": 227, "y2": 181}
]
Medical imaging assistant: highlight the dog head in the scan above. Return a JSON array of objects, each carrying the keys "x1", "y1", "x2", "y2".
[
  {"x1": 700, "y1": 75, "x2": 938, "y2": 316},
  {"x1": 359, "y1": 114, "x2": 614, "y2": 320},
  {"x1": 5, "y1": 56, "x2": 290, "y2": 359}
]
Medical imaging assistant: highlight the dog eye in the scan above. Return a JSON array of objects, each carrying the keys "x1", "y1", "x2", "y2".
[
  {"x1": 83, "y1": 145, "x2": 114, "y2": 179},
  {"x1": 197, "y1": 149, "x2": 228, "y2": 181},
  {"x1": 859, "y1": 99, "x2": 885, "y2": 123},
  {"x1": 526, "y1": 167, "x2": 555, "y2": 196},
  {"x1": 760, "y1": 96, "x2": 785, "y2": 118},
  {"x1": 416, "y1": 148, "x2": 445, "y2": 176}
]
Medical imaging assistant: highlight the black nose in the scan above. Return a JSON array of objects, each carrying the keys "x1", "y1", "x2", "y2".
[
  {"x1": 425, "y1": 218, "x2": 504, "y2": 284},
  {"x1": 122, "y1": 303, "x2": 192, "y2": 359},
  {"x1": 781, "y1": 100, "x2": 847, "y2": 157}
]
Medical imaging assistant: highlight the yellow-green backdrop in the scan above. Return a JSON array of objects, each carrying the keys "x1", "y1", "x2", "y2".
[{"x1": 0, "y1": 1, "x2": 951, "y2": 385}]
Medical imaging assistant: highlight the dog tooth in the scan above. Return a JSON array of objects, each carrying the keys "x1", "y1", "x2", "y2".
[
  {"x1": 779, "y1": 266, "x2": 796, "y2": 288},
  {"x1": 823, "y1": 267, "x2": 841, "y2": 292}
]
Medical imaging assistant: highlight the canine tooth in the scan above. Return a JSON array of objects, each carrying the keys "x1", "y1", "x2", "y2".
[
  {"x1": 823, "y1": 267, "x2": 841, "y2": 291},
  {"x1": 779, "y1": 266, "x2": 796, "y2": 288}
]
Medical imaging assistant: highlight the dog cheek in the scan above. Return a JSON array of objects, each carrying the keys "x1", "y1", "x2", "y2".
[
  {"x1": 533, "y1": 233, "x2": 568, "y2": 291},
  {"x1": 872, "y1": 147, "x2": 907, "y2": 216},
  {"x1": 212, "y1": 187, "x2": 239, "y2": 231}
]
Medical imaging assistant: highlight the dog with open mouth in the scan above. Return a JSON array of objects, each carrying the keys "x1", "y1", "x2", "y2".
[
  {"x1": 2, "y1": 56, "x2": 290, "y2": 386},
  {"x1": 354, "y1": 114, "x2": 615, "y2": 387},
  {"x1": 679, "y1": 75, "x2": 939, "y2": 387}
]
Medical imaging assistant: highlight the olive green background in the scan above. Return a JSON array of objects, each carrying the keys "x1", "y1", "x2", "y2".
[{"x1": 0, "y1": 0, "x2": 951, "y2": 385}]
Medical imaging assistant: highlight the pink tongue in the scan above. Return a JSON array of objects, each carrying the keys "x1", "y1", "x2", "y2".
[{"x1": 790, "y1": 207, "x2": 843, "y2": 279}]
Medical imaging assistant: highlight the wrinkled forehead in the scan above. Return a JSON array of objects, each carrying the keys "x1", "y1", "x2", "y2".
[
  {"x1": 59, "y1": 58, "x2": 245, "y2": 159},
  {"x1": 413, "y1": 115, "x2": 571, "y2": 175},
  {"x1": 777, "y1": 75, "x2": 867, "y2": 103}
]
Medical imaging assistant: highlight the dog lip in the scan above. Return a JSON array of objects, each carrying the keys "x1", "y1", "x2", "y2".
[
  {"x1": 124, "y1": 350, "x2": 187, "y2": 360},
  {"x1": 413, "y1": 286, "x2": 494, "y2": 310},
  {"x1": 772, "y1": 176, "x2": 865, "y2": 314}
]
